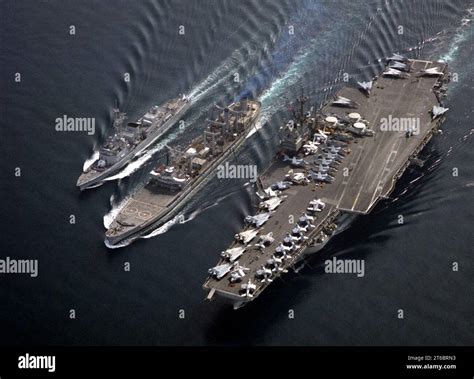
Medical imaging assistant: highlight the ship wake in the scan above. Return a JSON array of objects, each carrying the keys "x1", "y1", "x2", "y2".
[
  {"x1": 139, "y1": 182, "x2": 252, "y2": 241},
  {"x1": 82, "y1": 150, "x2": 99, "y2": 172}
]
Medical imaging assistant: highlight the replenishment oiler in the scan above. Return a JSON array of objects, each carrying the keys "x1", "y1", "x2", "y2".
[
  {"x1": 77, "y1": 95, "x2": 191, "y2": 190},
  {"x1": 204, "y1": 56, "x2": 450, "y2": 309},
  {"x1": 105, "y1": 99, "x2": 261, "y2": 246}
]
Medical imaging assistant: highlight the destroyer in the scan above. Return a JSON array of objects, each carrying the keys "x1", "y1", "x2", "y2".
[
  {"x1": 204, "y1": 57, "x2": 449, "y2": 309},
  {"x1": 77, "y1": 95, "x2": 191, "y2": 190},
  {"x1": 105, "y1": 99, "x2": 261, "y2": 246}
]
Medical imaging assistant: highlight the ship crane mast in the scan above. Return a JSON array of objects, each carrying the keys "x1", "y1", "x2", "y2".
[
  {"x1": 204, "y1": 130, "x2": 220, "y2": 156},
  {"x1": 164, "y1": 144, "x2": 186, "y2": 167},
  {"x1": 112, "y1": 100, "x2": 127, "y2": 129},
  {"x1": 296, "y1": 88, "x2": 309, "y2": 127}
]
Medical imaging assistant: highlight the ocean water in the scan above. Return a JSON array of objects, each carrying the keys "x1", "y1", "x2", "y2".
[{"x1": 0, "y1": 0, "x2": 473, "y2": 345}]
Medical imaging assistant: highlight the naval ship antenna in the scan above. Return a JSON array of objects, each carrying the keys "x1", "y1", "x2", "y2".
[{"x1": 297, "y1": 87, "x2": 307, "y2": 127}]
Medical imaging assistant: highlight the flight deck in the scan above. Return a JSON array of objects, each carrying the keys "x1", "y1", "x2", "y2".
[{"x1": 204, "y1": 59, "x2": 448, "y2": 307}]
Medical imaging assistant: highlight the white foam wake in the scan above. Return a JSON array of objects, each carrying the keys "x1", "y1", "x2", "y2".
[
  {"x1": 104, "y1": 238, "x2": 131, "y2": 249},
  {"x1": 103, "y1": 145, "x2": 163, "y2": 182},
  {"x1": 139, "y1": 182, "x2": 252, "y2": 240},
  {"x1": 438, "y1": 8, "x2": 473, "y2": 63},
  {"x1": 246, "y1": 113, "x2": 269, "y2": 139},
  {"x1": 96, "y1": 39, "x2": 271, "y2": 183},
  {"x1": 245, "y1": 31, "x2": 330, "y2": 139},
  {"x1": 103, "y1": 195, "x2": 135, "y2": 249},
  {"x1": 82, "y1": 150, "x2": 99, "y2": 172},
  {"x1": 100, "y1": 102, "x2": 204, "y2": 184},
  {"x1": 140, "y1": 214, "x2": 184, "y2": 239},
  {"x1": 103, "y1": 195, "x2": 129, "y2": 229},
  {"x1": 188, "y1": 39, "x2": 268, "y2": 102}
]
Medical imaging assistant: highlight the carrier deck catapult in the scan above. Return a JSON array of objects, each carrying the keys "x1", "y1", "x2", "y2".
[{"x1": 204, "y1": 57, "x2": 449, "y2": 309}]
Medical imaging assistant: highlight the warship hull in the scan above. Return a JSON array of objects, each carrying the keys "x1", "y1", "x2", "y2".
[
  {"x1": 105, "y1": 101, "x2": 261, "y2": 247},
  {"x1": 204, "y1": 59, "x2": 449, "y2": 309},
  {"x1": 77, "y1": 100, "x2": 191, "y2": 190}
]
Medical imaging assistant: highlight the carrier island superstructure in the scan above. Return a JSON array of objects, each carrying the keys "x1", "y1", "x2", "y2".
[
  {"x1": 105, "y1": 99, "x2": 261, "y2": 246},
  {"x1": 204, "y1": 57, "x2": 449, "y2": 309}
]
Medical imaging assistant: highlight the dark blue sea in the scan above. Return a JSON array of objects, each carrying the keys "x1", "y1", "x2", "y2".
[{"x1": 1, "y1": 0, "x2": 473, "y2": 345}]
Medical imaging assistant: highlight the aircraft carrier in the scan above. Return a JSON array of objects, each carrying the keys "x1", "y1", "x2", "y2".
[
  {"x1": 105, "y1": 99, "x2": 261, "y2": 246},
  {"x1": 203, "y1": 57, "x2": 449, "y2": 309},
  {"x1": 77, "y1": 95, "x2": 191, "y2": 190}
]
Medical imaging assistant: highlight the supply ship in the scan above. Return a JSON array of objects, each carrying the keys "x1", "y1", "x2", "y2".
[
  {"x1": 105, "y1": 99, "x2": 261, "y2": 246},
  {"x1": 77, "y1": 95, "x2": 191, "y2": 190},
  {"x1": 203, "y1": 56, "x2": 449, "y2": 309}
]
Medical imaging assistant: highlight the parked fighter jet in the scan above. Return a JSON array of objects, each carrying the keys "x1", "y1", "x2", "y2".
[
  {"x1": 235, "y1": 229, "x2": 259, "y2": 244},
  {"x1": 254, "y1": 232, "x2": 275, "y2": 250},
  {"x1": 323, "y1": 145, "x2": 344, "y2": 155},
  {"x1": 283, "y1": 154, "x2": 308, "y2": 167},
  {"x1": 386, "y1": 53, "x2": 408, "y2": 63},
  {"x1": 256, "y1": 187, "x2": 276, "y2": 200},
  {"x1": 286, "y1": 171, "x2": 310, "y2": 184},
  {"x1": 357, "y1": 80, "x2": 373, "y2": 95},
  {"x1": 271, "y1": 181, "x2": 292, "y2": 191},
  {"x1": 298, "y1": 214, "x2": 315, "y2": 230},
  {"x1": 266, "y1": 257, "x2": 286, "y2": 273},
  {"x1": 431, "y1": 105, "x2": 449, "y2": 119},
  {"x1": 332, "y1": 95, "x2": 358, "y2": 108},
  {"x1": 382, "y1": 68, "x2": 410, "y2": 78},
  {"x1": 245, "y1": 212, "x2": 273, "y2": 227},
  {"x1": 310, "y1": 171, "x2": 334, "y2": 183},
  {"x1": 301, "y1": 212, "x2": 314, "y2": 221},
  {"x1": 230, "y1": 263, "x2": 250, "y2": 283},
  {"x1": 240, "y1": 279, "x2": 257, "y2": 298},
  {"x1": 418, "y1": 67, "x2": 443, "y2": 77},
  {"x1": 324, "y1": 152, "x2": 343, "y2": 162},
  {"x1": 208, "y1": 262, "x2": 233, "y2": 280},
  {"x1": 255, "y1": 266, "x2": 273, "y2": 283},
  {"x1": 274, "y1": 244, "x2": 291, "y2": 260},
  {"x1": 259, "y1": 197, "x2": 284, "y2": 211},
  {"x1": 307, "y1": 198, "x2": 326, "y2": 213},
  {"x1": 291, "y1": 225, "x2": 308, "y2": 243},
  {"x1": 302, "y1": 140, "x2": 319, "y2": 155},
  {"x1": 221, "y1": 246, "x2": 246, "y2": 262},
  {"x1": 388, "y1": 61, "x2": 410, "y2": 72},
  {"x1": 317, "y1": 156, "x2": 338, "y2": 167},
  {"x1": 281, "y1": 234, "x2": 295, "y2": 252},
  {"x1": 314, "y1": 164, "x2": 334, "y2": 174},
  {"x1": 312, "y1": 130, "x2": 329, "y2": 145}
]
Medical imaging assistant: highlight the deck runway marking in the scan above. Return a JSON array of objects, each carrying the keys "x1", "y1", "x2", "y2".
[
  {"x1": 123, "y1": 207, "x2": 138, "y2": 214},
  {"x1": 129, "y1": 198, "x2": 162, "y2": 210},
  {"x1": 336, "y1": 142, "x2": 366, "y2": 208},
  {"x1": 350, "y1": 64, "x2": 431, "y2": 212},
  {"x1": 366, "y1": 61, "x2": 435, "y2": 208},
  {"x1": 138, "y1": 211, "x2": 152, "y2": 220},
  {"x1": 335, "y1": 114, "x2": 380, "y2": 208},
  {"x1": 129, "y1": 199, "x2": 152, "y2": 206},
  {"x1": 349, "y1": 127, "x2": 391, "y2": 211},
  {"x1": 368, "y1": 137, "x2": 404, "y2": 208}
]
